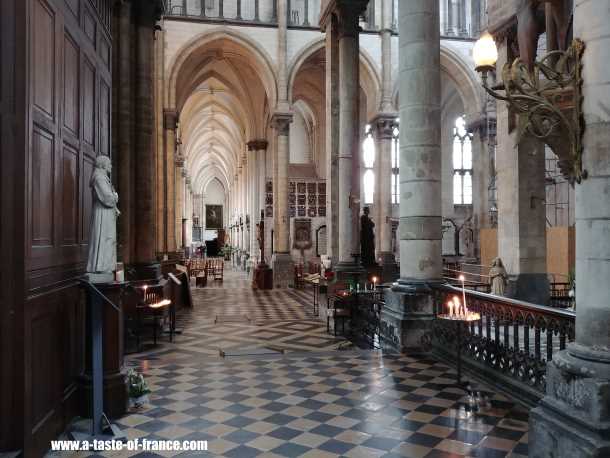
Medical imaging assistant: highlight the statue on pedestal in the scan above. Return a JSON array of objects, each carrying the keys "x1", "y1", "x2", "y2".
[
  {"x1": 489, "y1": 257, "x2": 508, "y2": 296},
  {"x1": 257, "y1": 210, "x2": 266, "y2": 265},
  {"x1": 86, "y1": 155, "x2": 120, "y2": 282},
  {"x1": 517, "y1": 0, "x2": 573, "y2": 72},
  {"x1": 360, "y1": 207, "x2": 376, "y2": 267}
]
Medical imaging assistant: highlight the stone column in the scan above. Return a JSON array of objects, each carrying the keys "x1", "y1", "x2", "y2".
[
  {"x1": 381, "y1": 0, "x2": 442, "y2": 353},
  {"x1": 271, "y1": 113, "x2": 293, "y2": 288},
  {"x1": 133, "y1": 0, "x2": 160, "y2": 277},
  {"x1": 320, "y1": 0, "x2": 369, "y2": 276},
  {"x1": 163, "y1": 110, "x2": 178, "y2": 254},
  {"x1": 530, "y1": 2, "x2": 610, "y2": 455},
  {"x1": 380, "y1": 0, "x2": 394, "y2": 113},
  {"x1": 242, "y1": 152, "x2": 250, "y2": 255},
  {"x1": 248, "y1": 140, "x2": 268, "y2": 260},
  {"x1": 116, "y1": 0, "x2": 132, "y2": 264},
  {"x1": 322, "y1": 12, "x2": 340, "y2": 264},
  {"x1": 372, "y1": 115, "x2": 398, "y2": 281},
  {"x1": 495, "y1": 37, "x2": 548, "y2": 304},
  {"x1": 175, "y1": 154, "x2": 185, "y2": 250}
]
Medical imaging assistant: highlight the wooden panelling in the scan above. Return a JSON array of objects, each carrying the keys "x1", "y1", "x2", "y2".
[
  {"x1": 63, "y1": 33, "x2": 80, "y2": 136},
  {"x1": 83, "y1": 6, "x2": 97, "y2": 45},
  {"x1": 82, "y1": 57, "x2": 95, "y2": 146},
  {"x1": 100, "y1": 79, "x2": 110, "y2": 155},
  {"x1": 81, "y1": 155, "x2": 94, "y2": 243},
  {"x1": 33, "y1": 0, "x2": 56, "y2": 119},
  {"x1": 61, "y1": 145, "x2": 79, "y2": 245},
  {"x1": 14, "y1": 0, "x2": 113, "y2": 454},
  {"x1": 31, "y1": 126, "x2": 55, "y2": 247}
]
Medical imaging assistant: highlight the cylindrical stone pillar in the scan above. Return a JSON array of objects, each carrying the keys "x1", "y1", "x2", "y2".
[
  {"x1": 272, "y1": 115, "x2": 291, "y2": 253},
  {"x1": 117, "y1": 1, "x2": 132, "y2": 264},
  {"x1": 337, "y1": 9, "x2": 361, "y2": 267},
  {"x1": 397, "y1": 0, "x2": 442, "y2": 283},
  {"x1": 373, "y1": 115, "x2": 398, "y2": 277},
  {"x1": 574, "y1": 0, "x2": 610, "y2": 351},
  {"x1": 163, "y1": 111, "x2": 178, "y2": 253},
  {"x1": 134, "y1": 1, "x2": 157, "y2": 266},
  {"x1": 530, "y1": 3, "x2": 610, "y2": 456}
]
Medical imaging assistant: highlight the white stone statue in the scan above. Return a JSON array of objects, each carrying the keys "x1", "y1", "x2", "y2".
[
  {"x1": 86, "y1": 155, "x2": 120, "y2": 281},
  {"x1": 489, "y1": 257, "x2": 508, "y2": 296}
]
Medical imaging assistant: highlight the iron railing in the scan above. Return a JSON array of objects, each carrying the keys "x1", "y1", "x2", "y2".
[{"x1": 432, "y1": 284, "x2": 575, "y2": 405}]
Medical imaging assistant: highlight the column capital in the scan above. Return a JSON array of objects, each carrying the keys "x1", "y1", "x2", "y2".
[
  {"x1": 371, "y1": 113, "x2": 398, "y2": 140},
  {"x1": 182, "y1": 169, "x2": 188, "y2": 179},
  {"x1": 175, "y1": 153, "x2": 185, "y2": 168},
  {"x1": 319, "y1": 0, "x2": 369, "y2": 37},
  {"x1": 247, "y1": 139, "x2": 269, "y2": 151},
  {"x1": 271, "y1": 112, "x2": 293, "y2": 136},
  {"x1": 163, "y1": 109, "x2": 178, "y2": 131}
]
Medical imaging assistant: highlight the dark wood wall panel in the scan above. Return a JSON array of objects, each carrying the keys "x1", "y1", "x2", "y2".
[
  {"x1": 61, "y1": 145, "x2": 79, "y2": 245},
  {"x1": 63, "y1": 33, "x2": 80, "y2": 136},
  {"x1": 33, "y1": 0, "x2": 56, "y2": 120},
  {"x1": 17, "y1": 0, "x2": 113, "y2": 454},
  {"x1": 31, "y1": 127, "x2": 56, "y2": 248},
  {"x1": 100, "y1": 80, "x2": 110, "y2": 156},
  {"x1": 82, "y1": 58, "x2": 95, "y2": 147}
]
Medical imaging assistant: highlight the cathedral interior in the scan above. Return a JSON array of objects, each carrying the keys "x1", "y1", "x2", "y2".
[{"x1": 1, "y1": 0, "x2": 609, "y2": 457}]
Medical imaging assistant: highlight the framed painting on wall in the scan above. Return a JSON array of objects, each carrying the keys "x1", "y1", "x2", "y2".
[{"x1": 206, "y1": 205, "x2": 223, "y2": 229}]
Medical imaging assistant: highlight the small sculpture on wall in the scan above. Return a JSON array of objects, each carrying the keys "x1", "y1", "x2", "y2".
[
  {"x1": 360, "y1": 207, "x2": 376, "y2": 267},
  {"x1": 86, "y1": 155, "x2": 120, "y2": 281},
  {"x1": 489, "y1": 257, "x2": 508, "y2": 296}
]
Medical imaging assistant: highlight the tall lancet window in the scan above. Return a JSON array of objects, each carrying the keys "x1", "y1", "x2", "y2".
[
  {"x1": 391, "y1": 121, "x2": 400, "y2": 204},
  {"x1": 453, "y1": 115, "x2": 473, "y2": 205},
  {"x1": 363, "y1": 125, "x2": 376, "y2": 204}
]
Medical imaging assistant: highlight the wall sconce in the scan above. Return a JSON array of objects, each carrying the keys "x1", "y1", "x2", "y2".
[{"x1": 473, "y1": 32, "x2": 586, "y2": 185}]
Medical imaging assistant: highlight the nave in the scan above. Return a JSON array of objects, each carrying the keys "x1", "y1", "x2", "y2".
[{"x1": 57, "y1": 266, "x2": 529, "y2": 458}]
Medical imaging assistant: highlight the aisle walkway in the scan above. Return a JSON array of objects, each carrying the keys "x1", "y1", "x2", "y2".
[{"x1": 69, "y1": 266, "x2": 530, "y2": 457}]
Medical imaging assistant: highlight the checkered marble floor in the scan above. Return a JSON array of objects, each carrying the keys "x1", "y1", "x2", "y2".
[{"x1": 58, "y1": 266, "x2": 531, "y2": 457}]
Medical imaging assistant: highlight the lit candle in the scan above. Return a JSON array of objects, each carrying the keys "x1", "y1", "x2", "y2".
[
  {"x1": 143, "y1": 285, "x2": 148, "y2": 303},
  {"x1": 448, "y1": 300, "x2": 454, "y2": 317},
  {"x1": 372, "y1": 276, "x2": 378, "y2": 290},
  {"x1": 459, "y1": 274, "x2": 467, "y2": 311},
  {"x1": 453, "y1": 296, "x2": 461, "y2": 317}
]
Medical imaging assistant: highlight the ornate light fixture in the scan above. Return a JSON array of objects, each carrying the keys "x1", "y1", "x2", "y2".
[{"x1": 473, "y1": 32, "x2": 586, "y2": 185}]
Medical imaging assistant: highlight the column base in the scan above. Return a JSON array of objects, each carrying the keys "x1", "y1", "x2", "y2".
[
  {"x1": 271, "y1": 253, "x2": 294, "y2": 289},
  {"x1": 378, "y1": 251, "x2": 399, "y2": 283},
  {"x1": 126, "y1": 262, "x2": 161, "y2": 281},
  {"x1": 507, "y1": 273, "x2": 549, "y2": 305},
  {"x1": 529, "y1": 345, "x2": 610, "y2": 458},
  {"x1": 380, "y1": 280, "x2": 438, "y2": 354},
  {"x1": 332, "y1": 261, "x2": 366, "y2": 284},
  {"x1": 78, "y1": 371, "x2": 127, "y2": 419}
]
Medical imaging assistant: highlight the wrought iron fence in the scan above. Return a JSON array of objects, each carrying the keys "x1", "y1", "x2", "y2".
[{"x1": 432, "y1": 284, "x2": 575, "y2": 405}]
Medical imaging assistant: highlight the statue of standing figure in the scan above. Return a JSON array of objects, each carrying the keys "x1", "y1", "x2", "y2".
[
  {"x1": 360, "y1": 207, "x2": 376, "y2": 267},
  {"x1": 517, "y1": 0, "x2": 573, "y2": 72},
  {"x1": 489, "y1": 257, "x2": 508, "y2": 296},
  {"x1": 86, "y1": 155, "x2": 120, "y2": 280}
]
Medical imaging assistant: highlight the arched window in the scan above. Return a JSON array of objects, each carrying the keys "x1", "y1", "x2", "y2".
[
  {"x1": 363, "y1": 125, "x2": 375, "y2": 204},
  {"x1": 391, "y1": 121, "x2": 400, "y2": 204},
  {"x1": 453, "y1": 116, "x2": 473, "y2": 205}
]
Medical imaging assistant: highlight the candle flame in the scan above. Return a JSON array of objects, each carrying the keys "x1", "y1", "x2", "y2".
[{"x1": 459, "y1": 275, "x2": 465, "y2": 282}]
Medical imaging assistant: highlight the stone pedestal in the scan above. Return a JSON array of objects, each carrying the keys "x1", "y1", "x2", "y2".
[
  {"x1": 530, "y1": 345, "x2": 610, "y2": 457},
  {"x1": 79, "y1": 282, "x2": 127, "y2": 420},
  {"x1": 272, "y1": 253, "x2": 293, "y2": 289},
  {"x1": 378, "y1": 251, "x2": 399, "y2": 283},
  {"x1": 380, "y1": 283, "x2": 436, "y2": 354},
  {"x1": 254, "y1": 263, "x2": 273, "y2": 290}
]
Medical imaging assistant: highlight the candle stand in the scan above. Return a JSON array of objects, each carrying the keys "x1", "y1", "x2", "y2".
[{"x1": 437, "y1": 313, "x2": 481, "y2": 388}]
